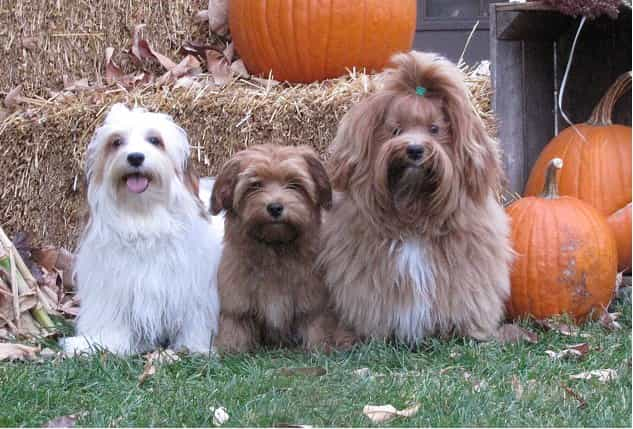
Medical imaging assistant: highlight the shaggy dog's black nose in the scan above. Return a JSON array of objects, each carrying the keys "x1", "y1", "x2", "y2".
[
  {"x1": 267, "y1": 203, "x2": 284, "y2": 218},
  {"x1": 127, "y1": 152, "x2": 145, "y2": 167},
  {"x1": 406, "y1": 144, "x2": 424, "y2": 161}
]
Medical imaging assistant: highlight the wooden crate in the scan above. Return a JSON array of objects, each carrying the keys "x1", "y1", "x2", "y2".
[{"x1": 490, "y1": 1, "x2": 632, "y2": 193}]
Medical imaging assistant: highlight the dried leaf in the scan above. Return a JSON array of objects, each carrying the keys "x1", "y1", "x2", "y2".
[
  {"x1": 495, "y1": 323, "x2": 538, "y2": 344},
  {"x1": 362, "y1": 403, "x2": 420, "y2": 423},
  {"x1": 211, "y1": 406, "x2": 229, "y2": 426},
  {"x1": 194, "y1": 10, "x2": 210, "y2": 24},
  {"x1": 463, "y1": 371, "x2": 488, "y2": 392},
  {"x1": 353, "y1": 367, "x2": 371, "y2": 378},
  {"x1": 278, "y1": 367, "x2": 326, "y2": 377},
  {"x1": 511, "y1": 375, "x2": 523, "y2": 400},
  {"x1": 42, "y1": 412, "x2": 87, "y2": 428},
  {"x1": 130, "y1": 24, "x2": 153, "y2": 63},
  {"x1": 130, "y1": 24, "x2": 177, "y2": 71},
  {"x1": 0, "y1": 343, "x2": 40, "y2": 361},
  {"x1": 206, "y1": 50, "x2": 232, "y2": 86},
  {"x1": 32, "y1": 246, "x2": 59, "y2": 272},
  {"x1": 171, "y1": 55, "x2": 201, "y2": 78},
  {"x1": 223, "y1": 42, "x2": 234, "y2": 63},
  {"x1": 208, "y1": 0, "x2": 229, "y2": 35},
  {"x1": 104, "y1": 47, "x2": 124, "y2": 85},
  {"x1": 560, "y1": 383, "x2": 587, "y2": 409},
  {"x1": 230, "y1": 59, "x2": 250, "y2": 78},
  {"x1": 138, "y1": 349, "x2": 179, "y2": 385},
  {"x1": 570, "y1": 369, "x2": 617, "y2": 382},
  {"x1": 535, "y1": 319, "x2": 590, "y2": 337},
  {"x1": 599, "y1": 310, "x2": 622, "y2": 331},
  {"x1": 3, "y1": 85, "x2": 23, "y2": 109},
  {"x1": 545, "y1": 343, "x2": 589, "y2": 360}
]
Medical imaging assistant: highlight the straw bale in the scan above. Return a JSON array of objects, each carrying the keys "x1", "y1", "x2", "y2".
[
  {"x1": 0, "y1": 0, "x2": 209, "y2": 96},
  {"x1": 0, "y1": 68, "x2": 495, "y2": 249}
]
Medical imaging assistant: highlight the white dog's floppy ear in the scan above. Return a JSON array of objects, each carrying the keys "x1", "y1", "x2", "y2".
[{"x1": 210, "y1": 157, "x2": 241, "y2": 215}]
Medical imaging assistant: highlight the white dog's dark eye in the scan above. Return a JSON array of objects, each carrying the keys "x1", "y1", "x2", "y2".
[
  {"x1": 147, "y1": 136, "x2": 162, "y2": 146},
  {"x1": 392, "y1": 127, "x2": 402, "y2": 136},
  {"x1": 429, "y1": 125, "x2": 440, "y2": 135},
  {"x1": 111, "y1": 138, "x2": 122, "y2": 148},
  {"x1": 250, "y1": 181, "x2": 263, "y2": 191}
]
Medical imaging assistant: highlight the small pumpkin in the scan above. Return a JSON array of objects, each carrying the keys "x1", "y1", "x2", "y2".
[
  {"x1": 524, "y1": 72, "x2": 632, "y2": 216},
  {"x1": 607, "y1": 203, "x2": 632, "y2": 272},
  {"x1": 507, "y1": 158, "x2": 618, "y2": 321},
  {"x1": 229, "y1": 0, "x2": 416, "y2": 83}
]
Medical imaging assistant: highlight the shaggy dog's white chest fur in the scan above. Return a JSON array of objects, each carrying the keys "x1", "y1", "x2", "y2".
[{"x1": 391, "y1": 239, "x2": 436, "y2": 342}]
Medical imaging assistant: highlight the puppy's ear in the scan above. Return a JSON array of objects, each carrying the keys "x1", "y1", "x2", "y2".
[
  {"x1": 211, "y1": 158, "x2": 241, "y2": 215},
  {"x1": 329, "y1": 95, "x2": 387, "y2": 191},
  {"x1": 302, "y1": 151, "x2": 332, "y2": 210}
]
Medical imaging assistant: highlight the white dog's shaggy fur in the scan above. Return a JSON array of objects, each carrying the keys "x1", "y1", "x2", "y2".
[{"x1": 60, "y1": 104, "x2": 223, "y2": 356}]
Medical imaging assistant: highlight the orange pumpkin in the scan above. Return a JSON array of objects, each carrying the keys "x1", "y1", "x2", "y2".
[
  {"x1": 228, "y1": 0, "x2": 416, "y2": 83},
  {"x1": 524, "y1": 72, "x2": 632, "y2": 216},
  {"x1": 507, "y1": 158, "x2": 618, "y2": 321},
  {"x1": 607, "y1": 203, "x2": 632, "y2": 272}
]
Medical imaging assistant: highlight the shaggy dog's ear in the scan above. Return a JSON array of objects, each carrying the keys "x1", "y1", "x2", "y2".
[
  {"x1": 301, "y1": 150, "x2": 332, "y2": 210},
  {"x1": 211, "y1": 158, "x2": 241, "y2": 215},
  {"x1": 329, "y1": 95, "x2": 388, "y2": 191}
]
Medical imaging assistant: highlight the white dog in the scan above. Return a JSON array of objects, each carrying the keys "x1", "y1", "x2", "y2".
[{"x1": 61, "y1": 103, "x2": 223, "y2": 356}]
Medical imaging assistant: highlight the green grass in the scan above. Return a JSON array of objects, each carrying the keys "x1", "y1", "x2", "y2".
[{"x1": 1, "y1": 293, "x2": 631, "y2": 427}]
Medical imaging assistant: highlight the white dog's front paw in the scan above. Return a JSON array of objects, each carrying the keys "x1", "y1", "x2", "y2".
[{"x1": 59, "y1": 336, "x2": 100, "y2": 356}]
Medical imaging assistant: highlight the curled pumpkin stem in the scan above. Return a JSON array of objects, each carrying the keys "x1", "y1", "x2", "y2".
[
  {"x1": 587, "y1": 71, "x2": 632, "y2": 126},
  {"x1": 541, "y1": 158, "x2": 563, "y2": 199}
]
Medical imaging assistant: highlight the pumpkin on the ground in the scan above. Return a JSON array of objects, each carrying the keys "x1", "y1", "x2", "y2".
[
  {"x1": 229, "y1": 0, "x2": 416, "y2": 83},
  {"x1": 607, "y1": 203, "x2": 632, "y2": 272},
  {"x1": 524, "y1": 72, "x2": 632, "y2": 216},
  {"x1": 507, "y1": 158, "x2": 618, "y2": 321}
]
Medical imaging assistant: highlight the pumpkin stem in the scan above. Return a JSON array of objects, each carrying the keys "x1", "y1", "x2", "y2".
[
  {"x1": 541, "y1": 158, "x2": 563, "y2": 199},
  {"x1": 587, "y1": 71, "x2": 632, "y2": 126}
]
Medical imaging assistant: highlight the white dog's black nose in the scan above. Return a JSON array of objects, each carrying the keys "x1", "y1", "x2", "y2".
[
  {"x1": 127, "y1": 152, "x2": 145, "y2": 167},
  {"x1": 267, "y1": 202, "x2": 284, "y2": 218},
  {"x1": 406, "y1": 144, "x2": 424, "y2": 161}
]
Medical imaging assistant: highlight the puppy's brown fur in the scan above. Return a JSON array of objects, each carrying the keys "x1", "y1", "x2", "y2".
[
  {"x1": 319, "y1": 51, "x2": 513, "y2": 344},
  {"x1": 211, "y1": 144, "x2": 350, "y2": 353}
]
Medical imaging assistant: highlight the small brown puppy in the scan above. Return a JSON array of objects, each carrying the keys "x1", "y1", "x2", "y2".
[{"x1": 210, "y1": 144, "x2": 346, "y2": 353}]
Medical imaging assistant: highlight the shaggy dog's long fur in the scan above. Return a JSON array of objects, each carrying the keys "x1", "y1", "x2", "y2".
[
  {"x1": 319, "y1": 52, "x2": 513, "y2": 344},
  {"x1": 61, "y1": 104, "x2": 223, "y2": 356},
  {"x1": 211, "y1": 144, "x2": 349, "y2": 353}
]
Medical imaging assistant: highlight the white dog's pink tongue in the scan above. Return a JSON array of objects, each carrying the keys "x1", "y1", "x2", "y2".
[{"x1": 126, "y1": 175, "x2": 149, "y2": 193}]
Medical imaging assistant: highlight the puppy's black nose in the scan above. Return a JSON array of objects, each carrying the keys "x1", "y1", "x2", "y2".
[
  {"x1": 266, "y1": 202, "x2": 284, "y2": 218},
  {"x1": 127, "y1": 152, "x2": 145, "y2": 167},
  {"x1": 406, "y1": 144, "x2": 424, "y2": 161}
]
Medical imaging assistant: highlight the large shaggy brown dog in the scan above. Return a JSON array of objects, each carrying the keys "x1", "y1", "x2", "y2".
[
  {"x1": 319, "y1": 51, "x2": 513, "y2": 344},
  {"x1": 211, "y1": 144, "x2": 348, "y2": 352}
]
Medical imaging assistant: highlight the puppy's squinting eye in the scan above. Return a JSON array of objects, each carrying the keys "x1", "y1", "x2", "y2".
[
  {"x1": 429, "y1": 125, "x2": 440, "y2": 135},
  {"x1": 392, "y1": 127, "x2": 402, "y2": 137},
  {"x1": 111, "y1": 138, "x2": 123, "y2": 148},
  {"x1": 286, "y1": 182, "x2": 303, "y2": 192},
  {"x1": 147, "y1": 136, "x2": 162, "y2": 146}
]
